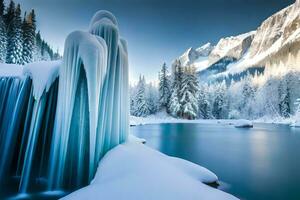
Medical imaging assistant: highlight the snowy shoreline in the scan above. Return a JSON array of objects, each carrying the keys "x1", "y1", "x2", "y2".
[
  {"x1": 62, "y1": 139, "x2": 238, "y2": 200},
  {"x1": 130, "y1": 112, "x2": 297, "y2": 127}
]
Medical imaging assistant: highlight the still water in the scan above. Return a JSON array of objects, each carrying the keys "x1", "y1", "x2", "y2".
[{"x1": 131, "y1": 123, "x2": 300, "y2": 200}]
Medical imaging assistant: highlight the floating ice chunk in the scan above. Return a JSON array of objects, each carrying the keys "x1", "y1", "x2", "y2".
[
  {"x1": 0, "y1": 63, "x2": 24, "y2": 77},
  {"x1": 23, "y1": 61, "x2": 61, "y2": 100},
  {"x1": 234, "y1": 119, "x2": 253, "y2": 128},
  {"x1": 62, "y1": 143, "x2": 238, "y2": 200}
]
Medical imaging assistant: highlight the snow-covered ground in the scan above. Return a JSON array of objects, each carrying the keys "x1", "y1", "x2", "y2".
[
  {"x1": 130, "y1": 111, "x2": 300, "y2": 127},
  {"x1": 254, "y1": 115, "x2": 297, "y2": 125},
  {"x1": 62, "y1": 139, "x2": 238, "y2": 200},
  {"x1": 130, "y1": 111, "x2": 255, "y2": 128}
]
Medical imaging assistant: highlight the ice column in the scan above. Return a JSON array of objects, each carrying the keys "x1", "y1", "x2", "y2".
[{"x1": 48, "y1": 31, "x2": 108, "y2": 189}]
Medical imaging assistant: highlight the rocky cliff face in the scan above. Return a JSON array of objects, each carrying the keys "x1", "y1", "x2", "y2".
[
  {"x1": 178, "y1": 43, "x2": 214, "y2": 66},
  {"x1": 208, "y1": 31, "x2": 255, "y2": 65},
  {"x1": 175, "y1": 0, "x2": 300, "y2": 80}
]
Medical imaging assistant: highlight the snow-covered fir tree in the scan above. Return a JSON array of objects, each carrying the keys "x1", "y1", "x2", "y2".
[
  {"x1": 130, "y1": 85, "x2": 136, "y2": 115},
  {"x1": 6, "y1": 3, "x2": 23, "y2": 64},
  {"x1": 168, "y1": 59, "x2": 183, "y2": 117},
  {"x1": 146, "y1": 83, "x2": 159, "y2": 114},
  {"x1": 0, "y1": 0, "x2": 58, "y2": 64},
  {"x1": 133, "y1": 75, "x2": 150, "y2": 117},
  {"x1": 168, "y1": 88, "x2": 181, "y2": 117},
  {"x1": 241, "y1": 76, "x2": 255, "y2": 118},
  {"x1": 180, "y1": 66, "x2": 199, "y2": 119},
  {"x1": 198, "y1": 84, "x2": 211, "y2": 119},
  {"x1": 0, "y1": 0, "x2": 6, "y2": 63},
  {"x1": 294, "y1": 98, "x2": 300, "y2": 122},
  {"x1": 278, "y1": 76, "x2": 291, "y2": 118},
  {"x1": 22, "y1": 9, "x2": 36, "y2": 64},
  {"x1": 158, "y1": 62, "x2": 171, "y2": 109},
  {"x1": 212, "y1": 81, "x2": 227, "y2": 119}
]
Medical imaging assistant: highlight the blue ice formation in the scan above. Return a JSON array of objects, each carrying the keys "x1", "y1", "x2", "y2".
[{"x1": 0, "y1": 10, "x2": 129, "y2": 196}]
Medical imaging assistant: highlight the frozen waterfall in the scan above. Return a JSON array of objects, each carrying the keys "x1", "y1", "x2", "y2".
[{"x1": 0, "y1": 10, "x2": 129, "y2": 198}]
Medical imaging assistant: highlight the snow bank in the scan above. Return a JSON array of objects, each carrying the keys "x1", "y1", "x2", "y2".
[
  {"x1": 0, "y1": 63, "x2": 23, "y2": 77},
  {"x1": 130, "y1": 111, "x2": 254, "y2": 127},
  {"x1": 23, "y1": 60, "x2": 61, "y2": 100},
  {"x1": 128, "y1": 134, "x2": 146, "y2": 144},
  {"x1": 62, "y1": 142, "x2": 238, "y2": 200},
  {"x1": 290, "y1": 122, "x2": 300, "y2": 127},
  {"x1": 234, "y1": 119, "x2": 253, "y2": 128}
]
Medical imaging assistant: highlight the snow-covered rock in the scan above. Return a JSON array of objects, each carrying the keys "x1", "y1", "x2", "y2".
[
  {"x1": 234, "y1": 119, "x2": 253, "y2": 128},
  {"x1": 128, "y1": 134, "x2": 146, "y2": 144},
  {"x1": 196, "y1": 42, "x2": 215, "y2": 57},
  {"x1": 176, "y1": 43, "x2": 214, "y2": 72},
  {"x1": 208, "y1": 31, "x2": 255, "y2": 65},
  {"x1": 62, "y1": 142, "x2": 238, "y2": 200}
]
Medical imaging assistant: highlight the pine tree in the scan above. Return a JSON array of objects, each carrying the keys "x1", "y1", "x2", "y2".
[
  {"x1": 6, "y1": 3, "x2": 23, "y2": 64},
  {"x1": 198, "y1": 84, "x2": 211, "y2": 119},
  {"x1": 146, "y1": 83, "x2": 159, "y2": 114},
  {"x1": 134, "y1": 75, "x2": 150, "y2": 117},
  {"x1": 278, "y1": 77, "x2": 290, "y2": 118},
  {"x1": 168, "y1": 88, "x2": 181, "y2": 117},
  {"x1": 168, "y1": 60, "x2": 183, "y2": 117},
  {"x1": 0, "y1": 0, "x2": 6, "y2": 63},
  {"x1": 158, "y1": 62, "x2": 171, "y2": 109},
  {"x1": 241, "y1": 77, "x2": 255, "y2": 118},
  {"x1": 22, "y1": 9, "x2": 36, "y2": 64},
  {"x1": 212, "y1": 81, "x2": 227, "y2": 119},
  {"x1": 4, "y1": 0, "x2": 14, "y2": 26},
  {"x1": 33, "y1": 31, "x2": 42, "y2": 61},
  {"x1": 0, "y1": 0, "x2": 4, "y2": 17},
  {"x1": 294, "y1": 98, "x2": 300, "y2": 121},
  {"x1": 180, "y1": 66, "x2": 199, "y2": 119}
]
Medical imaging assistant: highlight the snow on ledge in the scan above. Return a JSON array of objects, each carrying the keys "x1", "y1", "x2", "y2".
[
  {"x1": 0, "y1": 63, "x2": 24, "y2": 77},
  {"x1": 62, "y1": 142, "x2": 238, "y2": 200},
  {"x1": 23, "y1": 60, "x2": 61, "y2": 100}
]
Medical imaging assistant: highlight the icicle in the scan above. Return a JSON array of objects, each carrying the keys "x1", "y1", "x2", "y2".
[{"x1": 89, "y1": 10, "x2": 120, "y2": 172}]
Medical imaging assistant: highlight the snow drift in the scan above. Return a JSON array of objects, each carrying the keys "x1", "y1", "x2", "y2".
[{"x1": 62, "y1": 142, "x2": 238, "y2": 200}]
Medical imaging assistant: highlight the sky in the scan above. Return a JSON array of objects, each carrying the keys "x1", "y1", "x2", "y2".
[{"x1": 10, "y1": 0, "x2": 295, "y2": 84}]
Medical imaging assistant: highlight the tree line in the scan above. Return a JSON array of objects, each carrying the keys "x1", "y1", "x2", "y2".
[
  {"x1": 130, "y1": 61, "x2": 300, "y2": 121},
  {"x1": 0, "y1": 0, "x2": 59, "y2": 65}
]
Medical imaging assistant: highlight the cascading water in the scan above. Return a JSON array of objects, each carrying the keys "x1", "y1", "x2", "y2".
[{"x1": 0, "y1": 10, "x2": 129, "y2": 199}]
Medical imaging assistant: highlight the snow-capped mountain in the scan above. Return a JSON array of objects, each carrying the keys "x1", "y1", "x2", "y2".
[
  {"x1": 176, "y1": 43, "x2": 214, "y2": 72},
  {"x1": 208, "y1": 31, "x2": 255, "y2": 65},
  {"x1": 175, "y1": 0, "x2": 300, "y2": 81},
  {"x1": 225, "y1": 0, "x2": 300, "y2": 75}
]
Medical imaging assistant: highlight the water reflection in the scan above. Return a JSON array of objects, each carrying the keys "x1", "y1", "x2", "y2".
[{"x1": 131, "y1": 123, "x2": 300, "y2": 200}]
